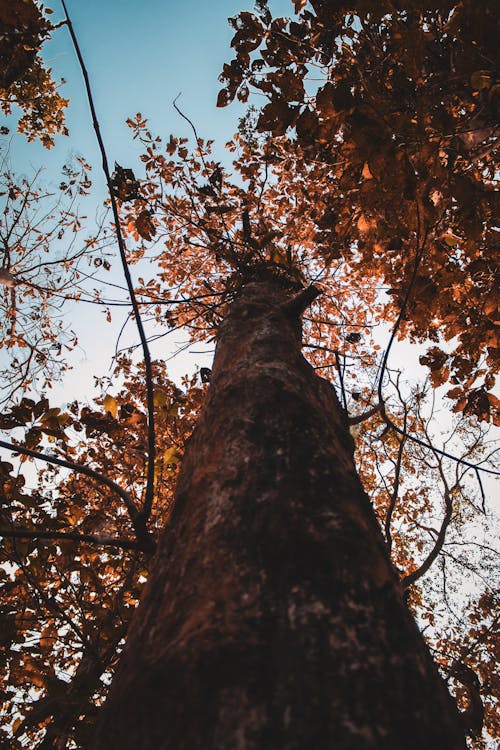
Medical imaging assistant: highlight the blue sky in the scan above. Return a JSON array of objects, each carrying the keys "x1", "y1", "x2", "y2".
[{"x1": 14, "y1": 0, "x2": 290, "y2": 176}]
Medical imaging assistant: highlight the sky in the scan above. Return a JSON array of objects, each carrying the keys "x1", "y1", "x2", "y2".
[
  {"x1": 6, "y1": 0, "x2": 292, "y2": 397},
  {"x1": 15, "y1": 0, "x2": 291, "y2": 173}
]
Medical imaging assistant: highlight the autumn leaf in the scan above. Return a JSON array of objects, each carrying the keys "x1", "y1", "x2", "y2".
[
  {"x1": 441, "y1": 232, "x2": 462, "y2": 247},
  {"x1": 135, "y1": 209, "x2": 156, "y2": 241},
  {"x1": 217, "y1": 87, "x2": 233, "y2": 108},
  {"x1": 153, "y1": 390, "x2": 169, "y2": 408},
  {"x1": 103, "y1": 394, "x2": 118, "y2": 419},
  {"x1": 257, "y1": 100, "x2": 299, "y2": 135},
  {"x1": 362, "y1": 162, "x2": 373, "y2": 180},
  {"x1": 357, "y1": 214, "x2": 376, "y2": 233},
  {"x1": 163, "y1": 446, "x2": 181, "y2": 466},
  {"x1": 315, "y1": 82, "x2": 336, "y2": 119},
  {"x1": 110, "y1": 163, "x2": 140, "y2": 202},
  {"x1": 420, "y1": 348, "x2": 448, "y2": 372},
  {"x1": 470, "y1": 70, "x2": 492, "y2": 91}
]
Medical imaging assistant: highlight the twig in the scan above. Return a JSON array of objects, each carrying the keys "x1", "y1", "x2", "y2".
[
  {"x1": 384, "y1": 409, "x2": 407, "y2": 554},
  {"x1": 402, "y1": 460, "x2": 454, "y2": 588},
  {"x1": 347, "y1": 403, "x2": 381, "y2": 425},
  {"x1": 334, "y1": 351, "x2": 348, "y2": 412},
  {"x1": 377, "y1": 198, "x2": 427, "y2": 407},
  {"x1": 379, "y1": 418, "x2": 500, "y2": 478}
]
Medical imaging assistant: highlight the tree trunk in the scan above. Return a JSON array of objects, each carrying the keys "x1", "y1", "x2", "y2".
[{"x1": 92, "y1": 277, "x2": 466, "y2": 749}]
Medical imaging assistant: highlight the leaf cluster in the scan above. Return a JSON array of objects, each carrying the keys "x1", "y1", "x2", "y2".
[
  {"x1": 219, "y1": 0, "x2": 499, "y2": 423},
  {"x1": 0, "y1": 0, "x2": 68, "y2": 147}
]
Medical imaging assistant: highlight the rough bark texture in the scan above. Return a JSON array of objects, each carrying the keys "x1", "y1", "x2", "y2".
[{"x1": 92, "y1": 277, "x2": 466, "y2": 749}]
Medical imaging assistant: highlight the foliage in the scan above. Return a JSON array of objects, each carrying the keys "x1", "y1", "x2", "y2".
[
  {"x1": 0, "y1": 0, "x2": 68, "y2": 147},
  {"x1": 0, "y1": 1, "x2": 498, "y2": 747},
  {"x1": 0, "y1": 359, "x2": 205, "y2": 748},
  {"x1": 219, "y1": 0, "x2": 499, "y2": 424}
]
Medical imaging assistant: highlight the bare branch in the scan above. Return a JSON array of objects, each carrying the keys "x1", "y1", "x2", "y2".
[
  {"x1": 384, "y1": 410, "x2": 407, "y2": 554},
  {"x1": 60, "y1": 1, "x2": 156, "y2": 531},
  {"x1": 347, "y1": 403, "x2": 381, "y2": 426},
  {"x1": 380, "y1": 417, "x2": 500, "y2": 478},
  {"x1": 281, "y1": 284, "x2": 320, "y2": 317},
  {"x1": 402, "y1": 460, "x2": 453, "y2": 588}
]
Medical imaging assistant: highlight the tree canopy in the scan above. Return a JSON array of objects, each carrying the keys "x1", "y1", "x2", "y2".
[
  {"x1": 0, "y1": 1, "x2": 498, "y2": 748},
  {"x1": 0, "y1": 0, "x2": 68, "y2": 146}
]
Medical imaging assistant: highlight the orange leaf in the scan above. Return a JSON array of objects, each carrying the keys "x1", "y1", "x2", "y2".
[{"x1": 135, "y1": 210, "x2": 156, "y2": 241}]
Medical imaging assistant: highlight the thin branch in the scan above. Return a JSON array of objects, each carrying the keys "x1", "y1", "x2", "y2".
[
  {"x1": 0, "y1": 438, "x2": 155, "y2": 552},
  {"x1": 334, "y1": 350, "x2": 348, "y2": 412},
  {"x1": 0, "y1": 527, "x2": 140, "y2": 551},
  {"x1": 347, "y1": 403, "x2": 381, "y2": 425},
  {"x1": 60, "y1": 1, "x2": 156, "y2": 529},
  {"x1": 380, "y1": 418, "x2": 500, "y2": 478},
  {"x1": 377, "y1": 199, "x2": 427, "y2": 407},
  {"x1": 384, "y1": 410, "x2": 407, "y2": 554},
  {"x1": 402, "y1": 463, "x2": 453, "y2": 588},
  {"x1": 475, "y1": 467, "x2": 486, "y2": 513}
]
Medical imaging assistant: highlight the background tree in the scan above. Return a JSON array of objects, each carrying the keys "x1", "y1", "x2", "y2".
[
  {"x1": 0, "y1": 0, "x2": 68, "y2": 147},
  {"x1": 0, "y1": 147, "x2": 100, "y2": 402},
  {"x1": 0, "y1": 1, "x2": 498, "y2": 748}
]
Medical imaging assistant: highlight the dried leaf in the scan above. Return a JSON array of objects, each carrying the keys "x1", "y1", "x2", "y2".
[
  {"x1": 135, "y1": 210, "x2": 156, "y2": 241},
  {"x1": 361, "y1": 162, "x2": 373, "y2": 180},
  {"x1": 163, "y1": 446, "x2": 181, "y2": 466},
  {"x1": 153, "y1": 390, "x2": 168, "y2": 408},
  {"x1": 470, "y1": 70, "x2": 492, "y2": 91}
]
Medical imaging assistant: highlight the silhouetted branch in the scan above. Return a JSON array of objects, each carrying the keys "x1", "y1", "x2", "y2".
[
  {"x1": 334, "y1": 351, "x2": 348, "y2": 412},
  {"x1": 60, "y1": 1, "x2": 156, "y2": 531},
  {"x1": 377, "y1": 201, "x2": 427, "y2": 406},
  {"x1": 347, "y1": 403, "x2": 381, "y2": 425},
  {"x1": 379, "y1": 417, "x2": 500, "y2": 478},
  {"x1": 385, "y1": 410, "x2": 407, "y2": 554},
  {"x1": 0, "y1": 438, "x2": 155, "y2": 552},
  {"x1": 402, "y1": 465, "x2": 453, "y2": 588},
  {"x1": 0, "y1": 526, "x2": 140, "y2": 551},
  {"x1": 281, "y1": 284, "x2": 320, "y2": 317}
]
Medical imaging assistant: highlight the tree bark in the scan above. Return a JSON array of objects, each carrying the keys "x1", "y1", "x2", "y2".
[{"x1": 92, "y1": 277, "x2": 466, "y2": 749}]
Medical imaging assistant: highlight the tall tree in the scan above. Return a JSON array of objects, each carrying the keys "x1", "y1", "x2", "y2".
[
  {"x1": 0, "y1": 1, "x2": 498, "y2": 748},
  {"x1": 90, "y1": 275, "x2": 467, "y2": 749}
]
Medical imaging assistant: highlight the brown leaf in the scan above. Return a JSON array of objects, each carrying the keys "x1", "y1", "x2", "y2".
[
  {"x1": 257, "y1": 99, "x2": 299, "y2": 135},
  {"x1": 135, "y1": 210, "x2": 156, "y2": 241}
]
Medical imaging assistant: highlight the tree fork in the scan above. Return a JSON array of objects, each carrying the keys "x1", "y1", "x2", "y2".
[{"x1": 92, "y1": 277, "x2": 465, "y2": 749}]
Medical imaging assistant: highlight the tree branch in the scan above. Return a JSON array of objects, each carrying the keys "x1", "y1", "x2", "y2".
[
  {"x1": 0, "y1": 438, "x2": 155, "y2": 552},
  {"x1": 384, "y1": 410, "x2": 407, "y2": 554},
  {"x1": 402, "y1": 456, "x2": 453, "y2": 588},
  {"x1": 379, "y1": 417, "x2": 500, "y2": 478},
  {"x1": 60, "y1": 1, "x2": 156, "y2": 531},
  {"x1": 347, "y1": 403, "x2": 381, "y2": 425},
  {"x1": 0, "y1": 526, "x2": 141, "y2": 551},
  {"x1": 281, "y1": 284, "x2": 320, "y2": 317}
]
